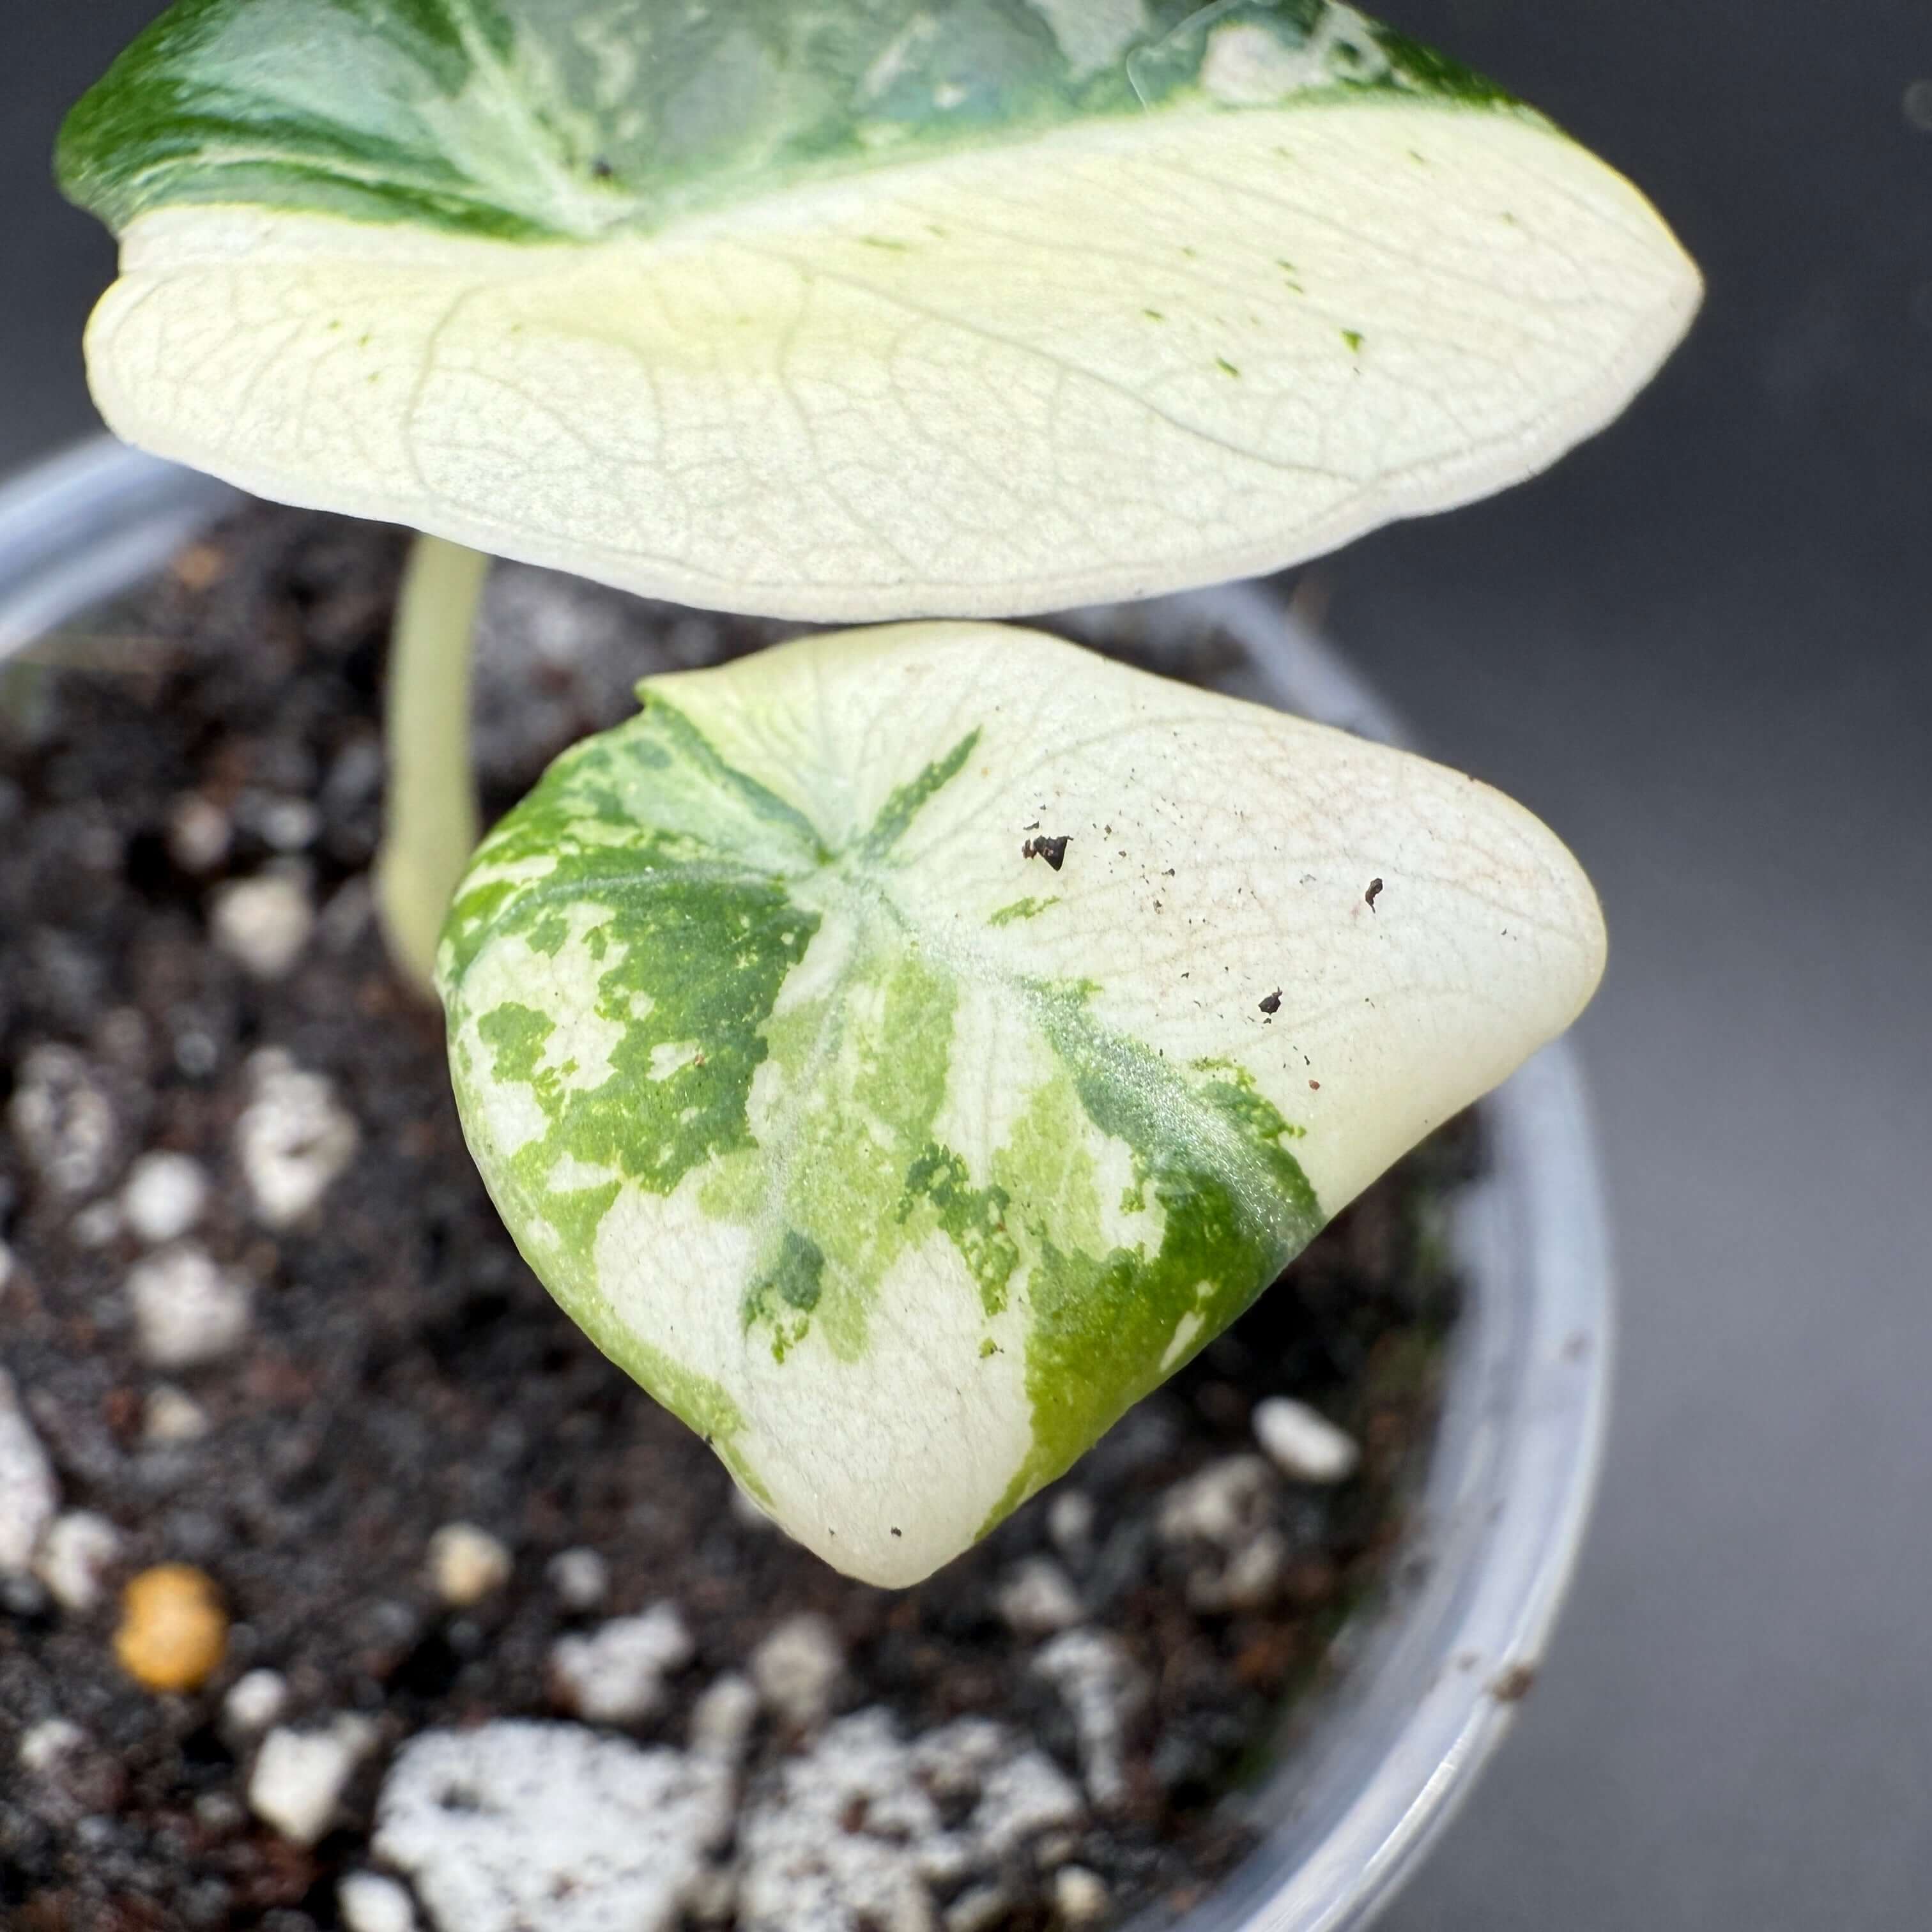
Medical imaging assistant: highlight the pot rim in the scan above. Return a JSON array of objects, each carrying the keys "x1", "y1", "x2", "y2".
[{"x1": 0, "y1": 436, "x2": 1613, "y2": 1932}]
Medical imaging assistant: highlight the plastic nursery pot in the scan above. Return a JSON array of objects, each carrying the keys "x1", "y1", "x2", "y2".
[{"x1": 0, "y1": 437, "x2": 1613, "y2": 1932}]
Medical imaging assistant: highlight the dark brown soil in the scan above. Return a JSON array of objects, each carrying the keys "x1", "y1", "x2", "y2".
[{"x1": 0, "y1": 508, "x2": 1470, "y2": 1932}]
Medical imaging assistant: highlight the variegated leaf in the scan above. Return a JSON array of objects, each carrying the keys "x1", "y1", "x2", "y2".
[
  {"x1": 436, "y1": 622, "x2": 1604, "y2": 1584},
  {"x1": 64, "y1": 0, "x2": 1698, "y2": 618}
]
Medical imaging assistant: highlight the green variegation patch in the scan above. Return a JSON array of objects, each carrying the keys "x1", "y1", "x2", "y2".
[
  {"x1": 63, "y1": 0, "x2": 1699, "y2": 618},
  {"x1": 438, "y1": 622, "x2": 1606, "y2": 1584}
]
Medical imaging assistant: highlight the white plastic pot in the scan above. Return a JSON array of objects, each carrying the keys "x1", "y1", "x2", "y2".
[{"x1": 0, "y1": 436, "x2": 1613, "y2": 1932}]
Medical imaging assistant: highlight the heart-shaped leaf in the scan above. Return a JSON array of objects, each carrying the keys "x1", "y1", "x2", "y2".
[
  {"x1": 63, "y1": 0, "x2": 1698, "y2": 618},
  {"x1": 436, "y1": 622, "x2": 1604, "y2": 1584}
]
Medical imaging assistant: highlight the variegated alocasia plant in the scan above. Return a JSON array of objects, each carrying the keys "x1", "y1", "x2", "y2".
[
  {"x1": 437, "y1": 623, "x2": 1605, "y2": 1585},
  {"x1": 59, "y1": 0, "x2": 1694, "y2": 1581}
]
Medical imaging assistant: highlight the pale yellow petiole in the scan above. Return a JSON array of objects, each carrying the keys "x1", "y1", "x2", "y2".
[{"x1": 374, "y1": 534, "x2": 490, "y2": 999}]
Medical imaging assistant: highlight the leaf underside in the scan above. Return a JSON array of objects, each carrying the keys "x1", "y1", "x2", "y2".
[
  {"x1": 65, "y1": 0, "x2": 1700, "y2": 618},
  {"x1": 436, "y1": 623, "x2": 1605, "y2": 1584}
]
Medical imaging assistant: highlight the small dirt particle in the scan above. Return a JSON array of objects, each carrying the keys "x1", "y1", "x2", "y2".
[
  {"x1": 1489, "y1": 1663, "x2": 1538, "y2": 1703},
  {"x1": 1258, "y1": 990, "x2": 1282, "y2": 1015},
  {"x1": 1365, "y1": 877, "x2": 1384, "y2": 911},
  {"x1": 171, "y1": 542, "x2": 229, "y2": 592}
]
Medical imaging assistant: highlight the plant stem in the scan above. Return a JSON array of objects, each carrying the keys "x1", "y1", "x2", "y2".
[{"x1": 375, "y1": 535, "x2": 490, "y2": 998}]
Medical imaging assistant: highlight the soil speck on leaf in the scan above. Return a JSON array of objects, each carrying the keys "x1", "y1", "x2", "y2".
[{"x1": 1365, "y1": 877, "x2": 1384, "y2": 911}]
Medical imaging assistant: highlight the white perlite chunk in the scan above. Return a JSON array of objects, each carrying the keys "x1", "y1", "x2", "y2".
[
  {"x1": 224, "y1": 1669, "x2": 291, "y2": 1741},
  {"x1": 738, "y1": 1708, "x2": 1084, "y2": 1932},
  {"x1": 550, "y1": 1604, "x2": 694, "y2": 1726},
  {"x1": 339, "y1": 1871, "x2": 418, "y2": 1932},
  {"x1": 146, "y1": 1383, "x2": 212, "y2": 1445},
  {"x1": 908, "y1": 1716, "x2": 1011, "y2": 1800},
  {"x1": 1252, "y1": 1396, "x2": 1362, "y2": 1484},
  {"x1": 167, "y1": 793, "x2": 231, "y2": 873},
  {"x1": 1046, "y1": 1490, "x2": 1095, "y2": 1560},
  {"x1": 236, "y1": 1050, "x2": 359, "y2": 1227},
  {"x1": 737, "y1": 1710, "x2": 945, "y2": 1932},
  {"x1": 256, "y1": 797, "x2": 323, "y2": 853},
  {"x1": 1156, "y1": 1455, "x2": 1276, "y2": 1549},
  {"x1": 995, "y1": 1558, "x2": 1085, "y2": 1637},
  {"x1": 249, "y1": 1714, "x2": 378, "y2": 1846},
  {"x1": 126, "y1": 1245, "x2": 252, "y2": 1368},
  {"x1": 750, "y1": 1613, "x2": 844, "y2": 1731},
  {"x1": 425, "y1": 1523, "x2": 512, "y2": 1607},
  {"x1": 1052, "y1": 1867, "x2": 1110, "y2": 1924},
  {"x1": 120, "y1": 1151, "x2": 211, "y2": 1246},
  {"x1": 10, "y1": 1044, "x2": 117, "y2": 1197},
  {"x1": 545, "y1": 1545, "x2": 609, "y2": 1612},
  {"x1": 970, "y1": 1750, "x2": 1085, "y2": 1859},
  {"x1": 1189, "y1": 1527, "x2": 1288, "y2": 1614},
  {"x1": 0, "y1": 1370, "x2": 59, "y2": 1575},
  {"x1": 144, "y1": 1383, "x2": 211, "y2": 1443},
  {"x1": 375, "y1": 1721, "x2": 732, "y2": 1932},
  {"x1": 944, "y1": 1885, "x2": 1009, "y2": 1932},
  {"x1": 33, "y1": 1510, "x2": 123, "y2": 1613},
  {"x1": 211, "y1": 871, "x2": 315, "y2": 980},
  {"x1": 1032, "y1": 1631, "x2": 1148, "y2": 1810},
  {"x1": 689, "y1": 1673, "x2": 760, "y2": 1769},
  {"x1": 19, "y1": 1717, "x2": 87, "y2": 1777}
]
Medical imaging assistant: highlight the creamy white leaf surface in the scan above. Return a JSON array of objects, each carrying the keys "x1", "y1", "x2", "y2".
[
  {"x1": 65, "y1": 0, "x2": 1699, "y2": 618},
  {"x1": 436, "y1": 623, "x2": 1606, "y2": 1584}
]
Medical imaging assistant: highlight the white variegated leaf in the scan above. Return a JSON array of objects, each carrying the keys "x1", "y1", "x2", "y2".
[
  {"x1": 65, "y1": 0, "x2": 1698, "y2": 618},
  {"x1": 436, "y1": 622, "x2": 1604, "y2": 1584}
]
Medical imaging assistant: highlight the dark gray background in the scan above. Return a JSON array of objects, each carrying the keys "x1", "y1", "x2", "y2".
[{"x1": 4, "y1": 4, "x2": 1929, "y2": 1926}]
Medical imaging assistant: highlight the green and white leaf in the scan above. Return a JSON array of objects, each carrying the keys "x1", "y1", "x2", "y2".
[
  {"x1": 65, "y1": 0, "x2": 1698, "y2": 619},
  {"x1": 436, "y1": 622, "x2": 1605, "y2": 1585}
]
